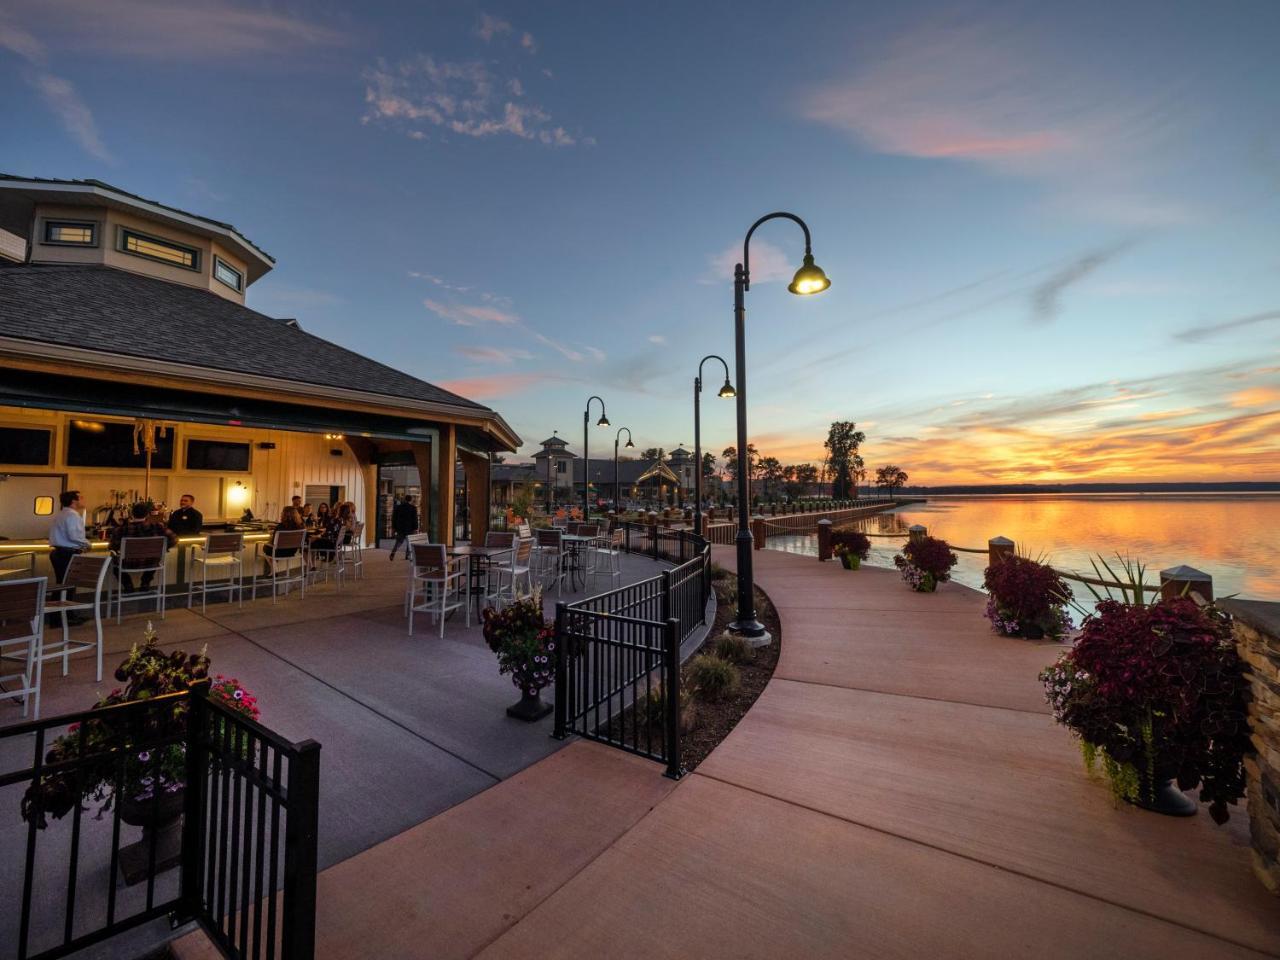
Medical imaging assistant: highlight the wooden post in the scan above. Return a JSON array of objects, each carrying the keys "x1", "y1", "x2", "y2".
[
  {"x1": 817, "y1": 518, "x2": 833, "y2": 562},
  {"x1": 988, "y1": 535, "x2": 1015, "y2": 569},
  {"x1": 1160, "y1": 565, "x2": 1213, "y2": 603},
  {"x1": 909, "y1": 524, "x2": 927, "y2": 544},
  {"x1": 752, "y1": 515, "x2": 766, "y2": 550},
  {"x1": 439, "y1": 425, "x2": 457, "y2": 546}
]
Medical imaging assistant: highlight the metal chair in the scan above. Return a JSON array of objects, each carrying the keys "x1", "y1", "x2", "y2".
[
  {"x1": 492, "y1": 537, "x2": 534, "y2": 607},
  {"x1": 533, "y1": 528, "x2": 565, "y2": 596},
  {"x1": 336, "y1": 520, "x2": 366, "y2": 583},
  {"x1": 253, "y1": 528, "x2": 307, "y2": 602},
  {"x1": 0, "y1": 551, "x2": 36, "y2": 581},
  {"x1": 591, "y1": 528, "x2": 624, "y2": 586},
  {"x1": 114, "y1": 536, "x2": 169, "y2": 623},
  {"x1": 482, "y1": 531, "x2": 517, "y2": 605},
  {"x1": 407, "y1": 543, "x2": 465, "y2": 638},
  {"x1": 189, "y1": 532, "x2": 245, "y2": 611},
  {"x1": 0, "y1": 577, "x2": 45, "y2": 718},
  {"x1": 44, "y1": 554, "x2": 111, "y2": 683}
]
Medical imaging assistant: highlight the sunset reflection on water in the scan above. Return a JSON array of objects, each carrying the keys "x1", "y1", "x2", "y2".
[{"x1": 769, "y1": 495, "x2": 1280, "y2": 602}]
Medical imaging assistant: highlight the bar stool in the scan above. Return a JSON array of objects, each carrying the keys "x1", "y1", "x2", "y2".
[
  {"x1": 44, "y1": 554, "x2": 112, "y2": 683},
  {"x1": 115, "y1": 536, "x2": 169, "y2": 623},
  {"x1": 189, "y1": 532, "x2": 245, "y2": 611},
  {"x1": 407, "y1": 543, "x2": 465, "y2": 639},
  {"x1": 0, "y1": 577, "x2": 45, "y2": 718},
  {"x1": 253, "y1": 528, "x2": 307, "y2": 602}
]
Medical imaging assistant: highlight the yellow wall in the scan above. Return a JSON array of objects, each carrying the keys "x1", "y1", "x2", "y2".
[
  {"x1": 29, "y1": 204, "x2": 249, "y2": 304},
  {"x1": 0, "y1": 405, "x2": 367, "y2": 535}
]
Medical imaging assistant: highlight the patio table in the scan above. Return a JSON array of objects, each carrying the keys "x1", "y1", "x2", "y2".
[{"x1": 447, "y1": 544, "x2": 513, "y2": 620}]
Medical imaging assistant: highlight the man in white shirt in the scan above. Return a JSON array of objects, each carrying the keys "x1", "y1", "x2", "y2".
[{"x1": 48, "y1": 489, "x2": 89, "y2": 585}]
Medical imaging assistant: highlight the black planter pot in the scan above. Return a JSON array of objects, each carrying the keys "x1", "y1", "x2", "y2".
[
  {"x1": 117, "y1": 789, "x2": 185, "y2": 884},
  {"x1": 1133, "y1": 767, "x2": 1198, "y2": 817},
  {"x1": 506, "y1": 688, "x2": 553, "y2": 722},
  {"x1": 1021, "y1": 623, "x2": 1045, "y2": 640}
]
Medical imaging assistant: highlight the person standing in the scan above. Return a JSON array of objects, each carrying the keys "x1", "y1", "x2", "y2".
[
  {"x1": 48, "y1": 489, "x2": 89, "y2": 584},
  {"x1": 389, "y1": 495, "x2": 418, "y2": 560},
  {"x1": 167, "y1": 493, "x2": 204, "y2": 536}
]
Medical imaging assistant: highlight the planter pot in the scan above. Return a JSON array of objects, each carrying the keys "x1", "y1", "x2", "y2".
[
  {"x1": 506, "y1": 687, "x2": 553, "y2": 722},
  {"x1": 118, "y1": 789, "x2": 185, "y2": 885},
  {"x1": 1021, "y1": 623, "x2": 1045, "y2": 640},
  {"x1": 918, "y1": 573, "x2": 937, "y2": 593},
  {"x1": 1134, "y1": 766, "x2": 1198, "y2": 817},
  {"x1": 839, "y1": 554, "x2": 860, "y2": 570}
]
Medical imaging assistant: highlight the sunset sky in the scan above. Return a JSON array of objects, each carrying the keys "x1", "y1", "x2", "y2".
[{"x1": 3, "y1": 0, "x2": 1278, "y2": 483}]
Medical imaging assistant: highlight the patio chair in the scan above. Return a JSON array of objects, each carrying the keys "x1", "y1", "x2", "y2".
[
  {"x1": 0, "y1": 551, "x2": 36, "y2": 581},
  {"x1": 252, "y1": 528, "x2": 307, "y2": 602},
  {"x1": 43, "y1": 553, "x2": 112, "y2": 684},
  {"x1": 401, "y1": 534, "x2": 432, "y2": 612},
  {"x1": 551, "y1": 516, "x2": 569, "y2": 530},
  {"x1": 517, "y1": 523, "x2": 531, "y2": 539},
  {"x1": 336, "y1": 521, "x2": 365, "y2": 582},
  {"x1": 114, "y1": 536, "x2": 169, "y2": 623},
  {"x1": 533, "y1": 528, "x2": 565, "y2": 596},
  {"x1": 591, "y1": 528, "x2": 625, "y2": 586},
  {"x1": 482, "y1": 531, "x2": 517, "y2": 605},
  {"x1": 189, "y1": 532, "x2": 245, "y2": 611},
  {"x1": 407, "y1": 543, "x2": 465, "y2": 639},
  {"x1": 492, "y1": 537, "x2": 534, "y2": 607},
  {"x1": 0, "y1": 577, "x2": 45, "y2": 718}
]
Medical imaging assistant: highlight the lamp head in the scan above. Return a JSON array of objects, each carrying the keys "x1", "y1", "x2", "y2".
[
  {"x1": 788, "y1": 253, "x2": 831, "y2": 296},
  {"x1": 625, "y1": 438, "x2": 635, "y2": 448},
  {"x1": 596, "y1": 414, "x2": 610, "y2": 428},
  {"x1": 718, "y1": 379, "x2": 737, "y2": 399}
]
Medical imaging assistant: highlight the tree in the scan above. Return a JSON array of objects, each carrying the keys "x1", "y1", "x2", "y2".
[
  {"x1": 641, "y1": 447, "x2": 665, "y2": 462},
  {"x1": 794, "y1": 463, "x2": 819, "y2": 497},
  {"x1": 759, "y1": 457, "x2": 785, "y2": 500},
  {"x1": 823, "y1": 421, "x2": 866, "y2": 500},
  {"x1": 875, "y1": 465, "x2": 909, "y2": 498},
  {"x1": 720, "y1": 443, "x2": 759, "y2": 483},
  {"x1": 701, "y1": 451, "x2": 718, "y2": 480}
]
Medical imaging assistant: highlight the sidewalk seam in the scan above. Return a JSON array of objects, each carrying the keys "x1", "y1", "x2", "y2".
[{"x1": 769, "y1": 674, "x2": 1053, "y2": 717}]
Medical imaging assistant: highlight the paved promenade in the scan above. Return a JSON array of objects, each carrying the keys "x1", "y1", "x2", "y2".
[{"x1": 180, "y1": 547, "x2": 1280, "y2": 959}]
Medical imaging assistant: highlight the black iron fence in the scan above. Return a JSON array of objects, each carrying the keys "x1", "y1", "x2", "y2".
[
  {"x1": 553, "y1": 525, "x2": 711, "y2": 778},
  {"x1": 1, "y1": 682, "x2": 319, "y2": 960}
]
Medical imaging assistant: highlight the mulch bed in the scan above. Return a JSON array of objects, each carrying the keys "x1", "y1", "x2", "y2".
[{"x1": 678, "y1": 572, "x2": 781, "y2": 771}]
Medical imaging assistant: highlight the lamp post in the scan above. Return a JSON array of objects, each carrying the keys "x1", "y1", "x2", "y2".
[
  {"x1": 694, "y1": 355, "x2": 735, "y2": 538},
  {"x1": 582, "y1": 396, "x2": 609, "y2": 520},
  {"x1": 614, "y1": 427, "x2": 634, "y2": 511},
  {"x1": 729, "y1": 212, "x2": 830, "y2": 644}
]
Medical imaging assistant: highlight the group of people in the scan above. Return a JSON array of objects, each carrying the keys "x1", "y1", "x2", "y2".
[{"x1": 264, "y1": 495, "x2": 362, "y2": 568}]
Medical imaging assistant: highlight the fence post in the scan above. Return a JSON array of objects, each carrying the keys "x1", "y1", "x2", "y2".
[
  {"x1": 1160, "y1": 565, "x2": 1213, "y2": 604},
  {"x1": 178, "y1": 679, "x2": 211, "y2": 923},
  {"x1": 909, "y1": 524, "x2": 927, "y2": 544},
  {"x1": 752, "y1": 515, "x2": 766, "y2": 550},
  {"x1": 661, "y1": 568, "x2": 672, "y2": 625},
  {"x1": 678, "y1": 529, "x2": 688, "y2": 563},
  {"x1": 553, "y1": 601, "x2": 568, "y2": 739},
  {"x1": 817, "y1": 519, "x2": 833, "y2": 562},
  {"x1": 988, "y1": 536, "x2": 1015, "y2": 569},
  {"x1": 282, "y1": 740, "x2": 321, "y2": 960},
  {"x1": 625, "y1": 521, "x2": 632, "y2": 554},
  {"x1": 663, "y1": 617, "x2": 682, "y2": 780}
]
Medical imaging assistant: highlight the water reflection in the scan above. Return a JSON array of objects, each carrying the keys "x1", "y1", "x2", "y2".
[{"x1": 770, "y1": 494, "x2": 1280, "y2": 603}]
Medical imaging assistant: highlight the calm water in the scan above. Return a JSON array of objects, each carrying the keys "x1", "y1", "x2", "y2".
[{"x1": 768, "y1": 495, "x2": 1280, "y2": 602}]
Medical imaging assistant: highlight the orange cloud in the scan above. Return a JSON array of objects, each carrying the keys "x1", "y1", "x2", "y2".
[
  {"x1": 1229, "y1": 387, "x2": 1280, "y2": 408},
  {"x1": 438, "y1": 373, "x2": 554, "y2": 400}
]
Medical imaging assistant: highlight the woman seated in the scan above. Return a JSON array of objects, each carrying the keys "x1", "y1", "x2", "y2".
[
  {"x1": 300, "y1": 503, "x2": 315, "y2": 528},
  {"x1": 307, "y1": 503, "x2": 349, "y2": 560},
  {"x1": 261, "y1": 506, "x2": 305, "y2": 574}
]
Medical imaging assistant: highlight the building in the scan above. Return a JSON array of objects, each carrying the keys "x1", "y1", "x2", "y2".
[{"x1": 0, "y1": 174, "x2": 518, "y2": 572}]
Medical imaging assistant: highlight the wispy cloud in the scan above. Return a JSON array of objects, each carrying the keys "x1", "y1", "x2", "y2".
[
  {"x1": 455, "y1": 345, "x2": 533, "y2": 364},
  {"x1": 648, "y1": 334, "x2": 667, "y2": 345},
  {"x1": 363, "y1": 54, "x2": 585, "y2": 146},
  {"x1": 438, "y1": 373, "x2": 561, "y2": 400},
  {"x1": 705, "y1": 238, "x2": 791, "y2": 284},
  {"x1": 476, "y1": 14, "x2": 511, "y2": 42},
  {"x1": 1175, "y1": 309, "x2": 1280, "y2": 344},
  {"x1": 0, "y1": 15, "x2": 111, "y2": 161},
  {"x1": 1030, "y1": 242, "x2": 1131, "y2": 325},
  {"x1": 423, "y1": 298, "x2": 519, "y2": 326}
]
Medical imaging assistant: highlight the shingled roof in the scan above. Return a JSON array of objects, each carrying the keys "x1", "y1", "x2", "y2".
[{"x1": 0, "y1": 264, "x2": 488, "y2": 411}]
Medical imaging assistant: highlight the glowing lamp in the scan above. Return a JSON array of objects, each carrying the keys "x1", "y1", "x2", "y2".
[{"x1": 788, "y1": 254, "x2": 831, "y2": 296}]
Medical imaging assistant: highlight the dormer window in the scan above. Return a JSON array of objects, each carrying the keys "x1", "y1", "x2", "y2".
[
  {"x1": 119, "y1": 227, "x2": 199, "y2": 271},
  {"x1": 43, "y1": 220, "x2": 97, "y2": 246},
  {"x1": 213, "y1": 256, "x2": 243, "y2": 292}
]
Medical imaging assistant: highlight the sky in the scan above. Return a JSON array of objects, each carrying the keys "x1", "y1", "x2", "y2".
[{"x1": 2, "y1": 0, "x2": 1279, "y2": 484}]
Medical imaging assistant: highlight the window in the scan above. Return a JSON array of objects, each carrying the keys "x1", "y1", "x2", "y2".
[
  {"x1": 186, "y1": 439, "x2": 250, "y2": 472},
  {"x1": 66, "y1": 420, "x2": 174, "y2": 469},
  {"x1": 33, "y1": 496, "x2": 54, "y2": 517},
  {"x1": 119, "y1": 227, "x2": 199, "y2": 271},
  {"x1": 213, "y1": 256, "x2": 243, "y2": 292},
  {"x1": 43, "y1": 220, "x2": 98, "y2": 246},
  {"x1": 0, "y1": 426, "x2": 52, "y2": 465},
  {"x1": 556, "y1": 461, "x2": 567, "y2": 474}
]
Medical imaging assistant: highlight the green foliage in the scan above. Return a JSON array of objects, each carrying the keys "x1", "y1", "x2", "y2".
[
  {"x1": 509, "y1": 486, "x2": 535, "y2": 521},
  {"x1": 713, "y1": 633, "x2": 753, "y2": 665},
  {"x1": 708, "y1": 561, "x2": 733, "y2": 581},
  {"x1": 687, "y1": 653, "x2": 741, "y2": 702}
]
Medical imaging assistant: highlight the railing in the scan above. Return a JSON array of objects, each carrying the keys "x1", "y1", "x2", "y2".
[
  {"x1": 553, "y1": 525, "x2": 712, "y2": 778},
  {"x1": 2, "y1": 683, "x2": 319, "y2": 960}
]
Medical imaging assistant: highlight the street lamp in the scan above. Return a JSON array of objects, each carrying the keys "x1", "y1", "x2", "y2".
[
  {"x1": 583, "y1": 396, "x2": 609, "y2": 520},
  {"x1": 693, "y1": 355, "x2": 735, "y2": 538},
  {"x1": 614, "y1": 426, "x2": 634, "y2": 511},
  {"x1": 729, "y1": 212, "x2": 830, "y2": 644}
]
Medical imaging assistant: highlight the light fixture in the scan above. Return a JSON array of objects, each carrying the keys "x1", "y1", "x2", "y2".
[
  {"x1": 596, "y1": 413, "x2": 610, "y2": 428},
  {"x1": 718, "y1": 379, "x2": 737, "y2": 399},
  {"x1": 227, "y1": 480, "x2": 250, "y2": 507},
  {"x1": 625, "y1": 438, "x2": 635, "y2": 448},
  {"x1": 324, "y1": 432, "x2": 345, "y2": 441},
  {"x1": 787, "y1": 253, "x2": 831, "y2": 296}
]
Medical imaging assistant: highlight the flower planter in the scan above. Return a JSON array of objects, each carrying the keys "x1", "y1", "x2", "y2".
[
  {"x1": 838, "y1": 554, "x2": 860, "y2": 570},
  {"x1": 506, "y1": 688, "x2": 553, "y2": 722},
  {"x1": 118, "y1": 789, "x2": 185, "y2": 885},
  {"x1": 1021, "y1": 623, "x2": 1045, "y2": 640},
  {"x1": 1133, "y1": 769, "x2": 1198, "y2": 817}
]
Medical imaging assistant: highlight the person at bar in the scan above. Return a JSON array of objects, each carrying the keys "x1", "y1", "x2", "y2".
[
  {"x1": 109, "y1": 502, "x2": 177, "y2": 593},
  {"x1": 291, "y1": 495, "x2": 304, "y2": 512},
  {"x1": 261, "y1": 506, "x2": 305, "y2": 575},
  {"x1": 300, "y1": 502, "x2": 315, "y2": 528},
  {"x1": 167, "y1": 493, "x2": 203, "y2": 536},
  {"x1": 315, "y1": 501, "x2": 332, "y2": 529},
  {"x1": 48, "y1": 490, "x2": 91, "y2": 624}
]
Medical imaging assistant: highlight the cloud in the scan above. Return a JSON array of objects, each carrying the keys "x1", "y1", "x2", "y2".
[
  {"x1": 362, "y1": 55, "x2": 586, "y2": 146},
  {"x1": 423, "y1": 298, "x2": 519, "y2": 326},
  {"x1": 0, "y1": 15, "x2": 111, "y2": 161},
  {"x1": 1029, "y1": 242, "x2": 1131, "y2": 325},
  {"x1": 437, "y1": 373, "x2": 559, "y2": 400},
  {"x1": 1175, "y1": 309, "x2": 1280, "y2": 344},
  {"x1": 476, "y1": 14, "x2": 511, "y2": 42},
  {"x1": 455, "y1": 345, "x2": 534, "y2": 364},
  {"x1": 648, "y1": 334, "x2": 667, "y2": 345},
  {"x1": 520, "y1": 32, "x2": 537, "y2": 54},
  {"x1": 1229, "y1": 387, "x2": 1280, "y2": 409},
  {"x1": 706, "y1": 238, "x2": 791, "y2": 285}
]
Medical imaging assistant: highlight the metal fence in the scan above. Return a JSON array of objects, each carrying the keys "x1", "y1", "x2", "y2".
[
  {"x1": 553, "y1": 525, "x2": 711, "y2": 779},
  {"x1": 2, "y1": 682, "x2": 319, "y2": 960}
]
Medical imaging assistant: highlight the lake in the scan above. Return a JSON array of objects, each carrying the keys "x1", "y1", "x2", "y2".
[{"x1": 766, "y1": 494, "x2": 1280, "y2": 603}]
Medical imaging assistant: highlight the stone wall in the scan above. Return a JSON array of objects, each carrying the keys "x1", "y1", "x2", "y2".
[{"x1": 1226, "y1": 599, "x2": 1280, "y2": 895}]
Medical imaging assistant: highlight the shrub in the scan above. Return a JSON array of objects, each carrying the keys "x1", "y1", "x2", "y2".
[
  {"x1": 687, "y1": 654, "x2": 740, "y2": 702},
  {"x1": 1040, "y1": 598, "x2": 1248, "y2": 822},
  {"x1": 708, "y1": 562, "x2": 733, "y2": 582},
  {"x1": 893, "y1": 536, "x2": 956, "y2": 591},
  {"x1": 830, "y1": 530, "x2": 871, "y2": 560},
  {"x1": 713, "y1": 633, "x2": 753, "y2": 664},
  {"x1": 983, "y1": 555, "x2": 1073, "y2": 637}
]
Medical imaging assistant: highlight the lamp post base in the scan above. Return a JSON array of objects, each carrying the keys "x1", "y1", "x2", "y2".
[{"x1": 728, "y1": 619, "x2": 772, "y2": 648}]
